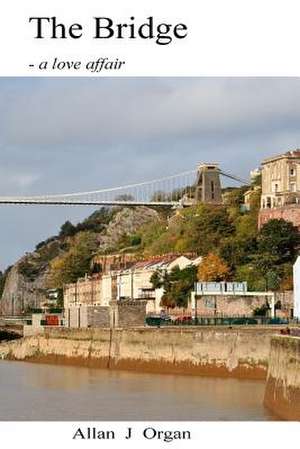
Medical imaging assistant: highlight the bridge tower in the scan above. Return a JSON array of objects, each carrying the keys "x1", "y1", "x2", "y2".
[{"x1": 195, "y1": 163, "x2": 222, "y2": 204}]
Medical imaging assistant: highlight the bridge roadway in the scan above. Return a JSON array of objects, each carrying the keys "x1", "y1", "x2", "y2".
[{"x1": 0, "y1": 200, "x2": 189, "y2": 207}]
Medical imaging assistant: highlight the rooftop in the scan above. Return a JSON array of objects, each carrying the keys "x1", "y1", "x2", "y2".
[
  {"x1": 132, "y1": 254, "x2": 190, "y2": 271},
  {"x1": 262, "y1": 150, "x2": 300, "y2": 164}
]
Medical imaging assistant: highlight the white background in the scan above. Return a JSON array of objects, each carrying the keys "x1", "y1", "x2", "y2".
[
  {"x1": 1, "y1": 0, "x2": 300, "y2": 75},
  {"x1": 0, "y1": 0, "x2": 299, "y2": 447},
  {"x1": 0, "y1": 422, "x2": 299, "y2": 447}
]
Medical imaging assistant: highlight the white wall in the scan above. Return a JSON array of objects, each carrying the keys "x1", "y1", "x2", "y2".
[
  {"x1": 168, "y1": 256, "x2": 192, "y2": 271},
  {"x1": 101, "y1": 275, "x2": 112, "y2": 306},
  {"x1": 293, "y1": 256, "x2": 300, "y2": 319},
  {"x1": 117, "y1": 269, "x2": 163, "y2": 313}
]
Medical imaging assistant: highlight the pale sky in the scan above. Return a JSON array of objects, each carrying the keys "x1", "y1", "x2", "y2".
[{"x1": 1, "y1": 77, "x2": 300, "y2": 270}]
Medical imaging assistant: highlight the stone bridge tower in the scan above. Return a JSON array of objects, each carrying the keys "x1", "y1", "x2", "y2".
[{"x1": 195, "y1": 163, "x2": 222, "y2": 204}]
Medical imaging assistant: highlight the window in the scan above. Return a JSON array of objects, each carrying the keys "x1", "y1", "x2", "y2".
[
  {"x1": 211, "y1": 181, "x2": 215, "y2": 199},
  {"x1": 205, "y1": 297, "x2": 215, "y2": 308},
  {"x1": 290, "y1": 183, "x2": 296, "y2": 192},
  {"x1": 290, "y1": 168, "x2": 295, "y2": 176}
]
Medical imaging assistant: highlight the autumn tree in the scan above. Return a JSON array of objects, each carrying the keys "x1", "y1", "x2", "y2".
[{"x1": 197, "y1": 253, "x2": 230, "y2": 282}]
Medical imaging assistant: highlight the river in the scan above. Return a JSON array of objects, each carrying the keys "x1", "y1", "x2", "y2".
[{"x1": 0, "y1": 360, "x2": 277, "y2": 421}]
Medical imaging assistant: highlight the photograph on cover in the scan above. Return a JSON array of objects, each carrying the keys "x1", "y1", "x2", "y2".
[{"x1": 0, "y1": 77, "x2": 299, "y2": 421}]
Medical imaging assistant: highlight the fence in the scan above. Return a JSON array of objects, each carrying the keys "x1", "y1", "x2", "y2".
[{"x1": 145, "y1": 315, "x2": 293, "y2": 327}]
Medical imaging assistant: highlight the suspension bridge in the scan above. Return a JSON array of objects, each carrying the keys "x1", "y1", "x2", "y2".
[{"x1": 0, "y1": 164, "x2": 249, "y2": 207}]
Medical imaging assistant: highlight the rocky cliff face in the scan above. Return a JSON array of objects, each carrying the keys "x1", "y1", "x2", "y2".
[
  {"x1": 0, "y1": 206, "x2": 160, "y2": 315},
  {"x1": 98, "y1": 206, "x2": 160, "y2": 250},
  {"x1": 1, "y1": 254, "x2": 56, "y2": 316}
]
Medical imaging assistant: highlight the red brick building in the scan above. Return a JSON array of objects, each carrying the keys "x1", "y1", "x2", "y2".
[{"x1": 258, "y1": 205, "x2": 300, "y2": 230}]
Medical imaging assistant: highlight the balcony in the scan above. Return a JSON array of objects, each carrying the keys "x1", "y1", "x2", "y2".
[{"x1": 138, "y1": 288, "x2": 155, "y2": 300}]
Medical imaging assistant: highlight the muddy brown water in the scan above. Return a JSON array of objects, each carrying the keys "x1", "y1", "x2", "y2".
[{"x1": 0, "y1": 360, "x2": 278, "y2": 421}]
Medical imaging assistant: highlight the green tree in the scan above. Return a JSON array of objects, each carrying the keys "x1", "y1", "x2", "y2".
[
  {"x1": 140, "y1": 204, "x2": 235, "y2": 257},
  {"x1": 235, "y1": 213, "x2": 258, "y2": 241},
  {"x1": 257, "y1": 219, "x2": 300, "y2": 263},
  {"x1": 234, "y1": 264, "x2": 266, "y2": 291},
  {"x1": 139, "y1": 221, "x2": 167, "y2": 254},
  {"x1": 151, "y1": 265, "x2": 197, "y2": 308},
  {"x1": 265, "y1": 270, "x2": 281, "y2": 291},
  {"x1": 170, "y1": 204, "x2": 234, "y2": 255},
  {"x1": 220, "y1": 236, "x2": 256, "y2": 270},
  {"x1": 59, "y1": 220, "x2": 77, "y2": 238},
  {"x1": 223, "y1": 186, "x2": 248, "y2": 208},
  {"x1": 253, "y1": 303, "x2": 270, "y2": 316},
  {"x1": 150, "y1": 269, "x2": 164, "y2": 289},
  {"x1": 75, "y1": 207, "x2": 113, "y2": 233}
]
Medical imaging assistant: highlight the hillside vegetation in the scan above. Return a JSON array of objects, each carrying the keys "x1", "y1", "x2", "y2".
[{"x1": 47, "y1": 184, "x2": 298, "y2": 292}]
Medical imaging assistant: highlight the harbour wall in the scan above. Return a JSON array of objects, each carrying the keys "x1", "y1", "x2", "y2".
[
  {"x1": 264, "y1": 336, "x2": 300, "y2": 420},
  {"x1": 0, "y1": 326, "x2": 283, "y2": 379}
]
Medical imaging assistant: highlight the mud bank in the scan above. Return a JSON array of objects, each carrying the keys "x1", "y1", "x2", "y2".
[
  {"x1": 264, "y1": 336, "x2": 300, "y2": 420},
  {"x1": 0, "y1": 327, "x2": 282, "y2": 379}
]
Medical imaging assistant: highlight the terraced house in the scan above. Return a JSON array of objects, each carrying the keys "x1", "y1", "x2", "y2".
[{"x1": 63, "y1": 253, "x2": 201, "y2": 315}]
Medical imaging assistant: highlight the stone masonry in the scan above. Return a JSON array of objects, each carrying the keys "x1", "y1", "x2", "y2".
[
  {"x1": 64, "y1": 299, "x2": 147, "y2": 329},
  {"x1": 195, "y1": 292, "x2": 293, "y2": 318},
  {"x1": 258, "y1": 205, "x2": 300, "y2": 230}
]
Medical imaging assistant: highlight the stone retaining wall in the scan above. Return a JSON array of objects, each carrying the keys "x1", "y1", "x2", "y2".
[
  {"x1": 195, "y1": 292, "x2": 293, "y2": 318},
  {"x1": 0, "y1": 326, "x2": 283, "y2": 379},
  {"x1": 264, "y1": 336, "x2": 300, "y2": 420}
]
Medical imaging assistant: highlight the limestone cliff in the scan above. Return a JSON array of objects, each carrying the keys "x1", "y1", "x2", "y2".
[
  {"x1": 0, "y1": 206, "x2": 161, "y2": 315},
  {"x1": 98, "y1": 206, "x2": 160, "y2": 251},
  {"x1": 1, "y1": 240, "x2": 63, "y2": 315}
]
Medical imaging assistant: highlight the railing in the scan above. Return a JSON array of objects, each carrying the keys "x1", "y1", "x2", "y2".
[
  {"x1": 195, "y1": 281, "x2": 248, "y2": 295},
  {"x1": 145, "y1": 315, "x2": 294, "y2": 327},
  {"x1": 138, "y1": 292, "x2": 155, "y2": 299}
]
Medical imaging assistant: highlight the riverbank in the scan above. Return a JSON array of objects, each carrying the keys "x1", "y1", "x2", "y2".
[{"x1": 0, "y1": 326, "x2": 282, "y2": 379}]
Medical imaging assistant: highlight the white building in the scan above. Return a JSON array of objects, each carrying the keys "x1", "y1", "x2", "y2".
[
  {"x1": 115, "y1": 255, "x2": 200, "y2": 314},
  {"x1": 64, "y1": 254, "x2": 202, "y2": 315},
  {"x1": 293, "y1": 256, "x2": 300, "y2": 319},
  {"x1": 261, "y1": 150, "x2": 300, "y2": 209}
]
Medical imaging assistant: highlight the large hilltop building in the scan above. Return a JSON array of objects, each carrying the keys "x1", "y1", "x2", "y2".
[
  {"x1": 260, "y1": 150, "x2": 300, "y2": 209},
  {"x1": 259, "y1": 150, "x2": 300, "y2": 229}
]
